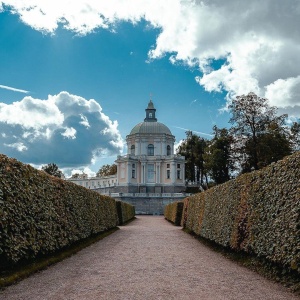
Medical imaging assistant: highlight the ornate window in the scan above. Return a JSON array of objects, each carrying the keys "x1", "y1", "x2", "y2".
[
  {"x1": 148, "y1": 144, "x2": 154, "y2": 156},
  {"x1": 131, "y1": 145, "x2": 135, "y2": 155},
  {"x1": 147, "y1": 164, "x2": 155, "y2": 182},
  {"x1": 167, "y1": 145, "x2": 171, "y2": 156},
  {"x1": 167, "y1": 170, "x2": 170, "y2": 179}
]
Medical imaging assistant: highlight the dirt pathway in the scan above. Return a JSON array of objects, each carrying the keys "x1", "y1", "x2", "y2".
[{"x1": 1, "y1": 216, "x2": 298, "y2": 300}]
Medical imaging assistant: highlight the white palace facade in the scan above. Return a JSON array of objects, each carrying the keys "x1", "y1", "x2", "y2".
[
  {"x1": 68, "y1": 100, "x2": 187, "y2": 214},
  {"x1": 115, "y1": 100, "x2": 185, "y2": 193}
]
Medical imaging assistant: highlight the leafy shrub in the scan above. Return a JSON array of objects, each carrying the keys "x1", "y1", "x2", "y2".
[
  {"x1": 164, "y1": 201, "x2": 184, "y2": 226},
  {"x1": 115, "y1": 200, "x2": 135, "y2": 225},
  {"x1": 182, "y1": 152, "x2": 300, "y2": 274},
  {"x1": 0, "y1": 155, "x2": 121, "y2": 266}
]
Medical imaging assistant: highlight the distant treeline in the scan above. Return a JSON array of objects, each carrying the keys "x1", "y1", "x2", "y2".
[{"x1": 177, "y1": 92, "x2": 300, "y2": 188}]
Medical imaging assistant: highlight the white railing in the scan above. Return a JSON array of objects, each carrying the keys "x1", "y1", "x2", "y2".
[
  {"x1": 108, "y1": 192, "x2": 189, "y2": 198},
  {"x1": 110, "y1": 193, "x2": 120, "y2": 197}
]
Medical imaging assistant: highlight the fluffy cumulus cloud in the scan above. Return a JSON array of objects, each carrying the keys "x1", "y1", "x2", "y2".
[
  {"x1": 0, "y1": 91, "x2": 123, "y2": 167},
  {"x1": 1, "y1": 0, "x2": 300, "y2": 115},
  {"x1": 70, "y1": 167, "x2": 96, "y2": 178}
]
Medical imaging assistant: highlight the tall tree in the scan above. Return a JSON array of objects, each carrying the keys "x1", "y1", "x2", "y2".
[
  {"x1": 228, "y1": 92, "x2": 289, "y2": 172},
  {"x1": 42, "y1": 163, "x2": 63, "y2": 178},
  {"x1": 71, "y1": 173, "x2": 80, "y2": 178},
  {"x1": 244, "y1": 121, "x2": 292, "y2": 170},
  {"x1": 290, "y1": 121, "x2": 300, "y2": 151},
  {"x1": 177, "y1": 131, "x2": 207, "y2": 184},
  {"x1": 204, "y1": 126, "x2": 235, "y2": 184},
  {"x1": 96, "y1": 164, "x2": 117, "y2": 177}
]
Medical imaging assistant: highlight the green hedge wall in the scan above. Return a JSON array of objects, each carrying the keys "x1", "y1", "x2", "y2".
[
  {"x1": 164, "y1": 201, "x2": 184, "y2": 226},
  {"x1": 116, "y1": 200, "x2": 135, "y2": 225},
  {"x1": 182, "y1": 152, "x2": 300, "y2": 274},
  {"x1": 0, "y1": 155, "x2": 122, "y2": 266}
]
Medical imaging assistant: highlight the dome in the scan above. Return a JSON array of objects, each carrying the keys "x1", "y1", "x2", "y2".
[
  {"x1": 128, "y1": 99, "x2": 173, "y2": 136},
  {"x1": 130, "y1": 121, "x2": 172, "y2": 135}
]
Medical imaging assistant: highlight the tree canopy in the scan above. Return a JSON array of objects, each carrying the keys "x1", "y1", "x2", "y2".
[
  {"x1": 291, "y1": 121, "x2": 300, "y2": 151},
  {"x1": 204, "y1": 126, "x2": 235, "y2": 184},
  {"x1": 71, "y1": 173, "x2": 80, "y2": 178},
  {"x1": 41, "y1": 163, "x2": 63, "y2": 178},
  {"x1": 176, "y1": 131, "x2": 207, "y2": 184},
  {"x1": 96, "y1": 164, "x2": 117, "y2": 177},
  {"x1": 177, "y1": 92, "x2": 296, "y2": 188},
  {"x1": 228, "y1": 92, "x2": 292, "y2": 172}
]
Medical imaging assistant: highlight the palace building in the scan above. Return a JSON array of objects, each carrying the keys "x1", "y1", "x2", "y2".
[
  {"x1": 68, "y1": 99, "x2": 187, "y2": 214},
  {"x1": 115, "y1": 100, "x2": 185, "y2": 193}
]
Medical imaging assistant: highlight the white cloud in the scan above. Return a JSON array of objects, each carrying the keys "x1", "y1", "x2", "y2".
[
  {"x1": 0, "y1": 91, "x2": 123, "y2": 167},
  {"x1": 67, "y1": 167, "x2": 96, "y2": 178},
  {"x1": 0, "y1": 84, "x2": 29, "y2": 93},
  {"x1": 79, "y1": 114, "x2": 90, "y2": 128},
  {"x1": 61, "y1": 127, "x2": 77, "y2": 139},
  {"x1": 2, "y1": 0, "x2": 300, "y2": 114},
  {"x1": 0, "y1": 96, "x2": 64, "y2": 129},
  {"x1": 265, "y1": 76, "x2": 300, "y2": 108},
  {"x1": 4, "y1": 142, "x2": 27, "y2": 152},
  {"x1": 174, "y1": 139, "x2": 183, "y2": 154}
]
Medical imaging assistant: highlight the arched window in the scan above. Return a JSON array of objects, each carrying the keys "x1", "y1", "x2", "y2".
[
  {"x1": 167, "y1": 145, "x2": 171, "y2": 156},
  {"x1": 148, "y1": 144, "x2": 154, "y2": 156},
  {"x1": 131, "y1": 145, "x2": 135, "y2": 155}
]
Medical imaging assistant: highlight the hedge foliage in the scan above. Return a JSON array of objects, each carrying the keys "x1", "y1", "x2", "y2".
[
  {"x1": 116, "y1": 200, "x2": 135, "y2": 225},
  {"x1": 0, "y1": 154, "x2": 134, "y2": 266},
  {"x1": 164, "y1": 201, "x2": 184, "y2": 226},
  {"x1": 182, "y1": 152, "x2": 300, "y2": 274}
]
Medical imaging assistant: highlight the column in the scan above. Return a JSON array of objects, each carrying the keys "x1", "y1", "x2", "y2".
[
  {"x1": 127, "y1": 162, "x2": 131, "y2": 183},
  {"x1": 171, "y1": 162, "x2": 176, "y2": 184},
  {"x1": 156, "y1": 162, "x2": 161, "y2": 184},
  {"x1": 142, "y1": 163, "x2": 146, "y2": 184}
]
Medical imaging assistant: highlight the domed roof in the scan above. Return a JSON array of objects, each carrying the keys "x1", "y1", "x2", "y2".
[
  {"x1": 130, "y1": 121, "x2": 172, "y2": 135},
  {"x1": 128, "y1": 99, "x2": 173, "y2": 136}
]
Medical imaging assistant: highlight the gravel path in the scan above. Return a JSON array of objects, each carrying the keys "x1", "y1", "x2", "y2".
[{"x1": 1, "y1": 216, "x2": 298, "y2": 300}]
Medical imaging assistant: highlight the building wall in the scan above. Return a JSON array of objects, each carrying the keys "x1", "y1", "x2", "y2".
[
  {"x1": 67, "y1": 174, "x2": 118, "y2": 190},
  {"x1": 67, "y1": 101, "x2": 187, "y2": 215},
  {"x1": 111, "y1": 194, "x2": 187, "y2": 215},
  {"x1": 116, "y1": 155, "x2": 185, "y2": 186},
  {"x1": 126, "y1": 134, "x2": 175, "y2": 156}
]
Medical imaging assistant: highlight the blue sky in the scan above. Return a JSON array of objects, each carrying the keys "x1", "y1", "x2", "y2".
[{"x1": 0, "y1": 1, "x2": 300, "y2": 176}]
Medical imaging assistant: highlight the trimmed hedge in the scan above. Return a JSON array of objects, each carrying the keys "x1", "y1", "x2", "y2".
[
  {"x1": 0, "y1": 154, "x2": 133, "y2": 267},
  {"x1": 164, "y1": 201, "x2": 184, "y2": 226},
  {"x1": 116, "y1": 200, "x2": 135, "y2": 225},
  {"x1": 182, "y1": 152, "x2": 300, "y2": 274}
]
